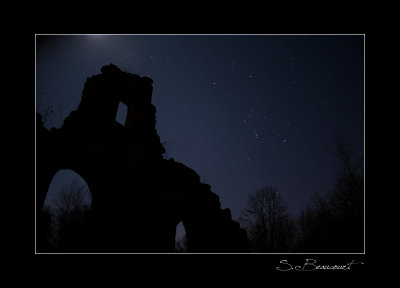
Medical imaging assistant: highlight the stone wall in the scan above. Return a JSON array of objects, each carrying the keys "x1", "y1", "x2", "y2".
[{"x1": 36, "y1": 64, "x2": 249, "y2": 253}]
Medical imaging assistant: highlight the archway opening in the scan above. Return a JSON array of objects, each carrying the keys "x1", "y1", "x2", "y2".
[
  {"x1": 42, "y1": 169, "x2": 93, "y2": 252},
  {"x1": 174, "y1": 221, "x2": 187, "y2": 252},
  {"x1": 44, "y1": 169, "x2": 92, "y2": 210}
]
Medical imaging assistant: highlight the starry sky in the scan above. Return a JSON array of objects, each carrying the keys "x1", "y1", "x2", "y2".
[{"x1": 36, "y1": 34, "x2": 364, "y2": 237}]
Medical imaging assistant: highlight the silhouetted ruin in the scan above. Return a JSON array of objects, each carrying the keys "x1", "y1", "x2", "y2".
[{"x1": 36, "y1": 64, "x2": 250, "y2": 253}]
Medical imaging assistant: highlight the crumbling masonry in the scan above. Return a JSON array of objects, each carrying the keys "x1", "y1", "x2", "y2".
[{"x1": 36, "y1": 64, "x2": 249, "y2": 252}]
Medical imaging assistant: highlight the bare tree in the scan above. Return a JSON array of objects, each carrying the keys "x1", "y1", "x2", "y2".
[
  {"x1": 53, "y1": 181, "x2": 92, "y2": 215},
  {"x1": 296, "y1": 138, "x2": 364, "y2": 252},
  {"x1": 331, "y1": 138, "x2": 364, "y2": 219},
  {"x1": 52, "y1": 181, "x2": 92, "y2": 251},
  {"x1": 240, "y1": 187, "x2": 295, "y2": 252},
  {"x1": 36, "y1": 95, "x2": 54, "y2": 126}
]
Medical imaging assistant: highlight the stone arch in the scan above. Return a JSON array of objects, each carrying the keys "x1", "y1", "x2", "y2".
[
  {"x1": 36, "y1": 119, "x2": 106, "y2": 213},
  {"x1": 43, "y1": 169, "x2": 93, "y2": 210}
]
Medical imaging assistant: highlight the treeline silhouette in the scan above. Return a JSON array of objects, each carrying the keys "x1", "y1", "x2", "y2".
[
  {"x1": 40, "y1": 181, "x2": 92, "y2": 252},
  {"x1": 238, "y1": 138, "x2": 364, "y2": 253},
  {"x1": 40, "y1": 138, "x2": 363, "y2": 253}
]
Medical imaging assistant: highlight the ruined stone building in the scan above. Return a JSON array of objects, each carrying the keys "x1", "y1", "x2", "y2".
[{"x1": 36, "y1": 64, "x2": 249, "y2": 253}]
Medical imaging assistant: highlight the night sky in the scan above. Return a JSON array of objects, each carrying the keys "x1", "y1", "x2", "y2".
[{"x1": 36, "y1": 34, "x2": 364, "y2": 238}]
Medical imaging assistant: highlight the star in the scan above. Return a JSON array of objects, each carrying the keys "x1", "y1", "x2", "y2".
[{"x1": 254, "y1": 130, "x2": 259, "y2": 139}]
